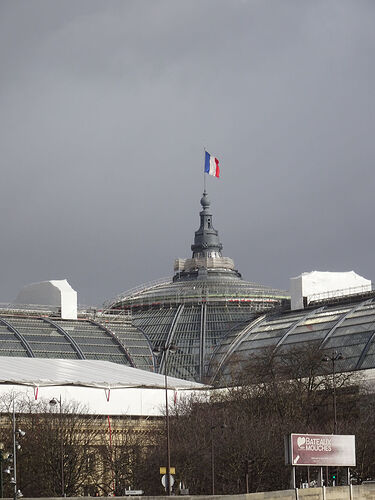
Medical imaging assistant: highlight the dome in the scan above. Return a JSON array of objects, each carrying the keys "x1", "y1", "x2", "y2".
[{"x1": 106, "y1": 192, "x2": 289, "y2": 382}]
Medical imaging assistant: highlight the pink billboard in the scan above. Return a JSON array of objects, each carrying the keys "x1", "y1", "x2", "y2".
[{"x1": 285, "y1": 433, "x2": 356, "y2": 467}]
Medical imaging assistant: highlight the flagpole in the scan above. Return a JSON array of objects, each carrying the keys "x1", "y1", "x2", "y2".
[{"x1": 203, "y1": 147, "x2": 207, "y2": 193}]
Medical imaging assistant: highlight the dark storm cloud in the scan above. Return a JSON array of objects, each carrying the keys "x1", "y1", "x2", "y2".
[{"x1": 0, "y1": 0, "x2": 374, "y2": 305}]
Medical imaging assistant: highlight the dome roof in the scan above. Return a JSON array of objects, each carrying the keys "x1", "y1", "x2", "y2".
[
  {"x1": 105, "y1": 192, "x2": 289, "y2": 382},
  {"x1": 108, "y1": 191, "x2": 289, "y2": 310}
]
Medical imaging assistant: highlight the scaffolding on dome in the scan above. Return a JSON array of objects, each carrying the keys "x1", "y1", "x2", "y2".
[{"x1": 102, "y1": 277, "x2": 290, "y2": 314}]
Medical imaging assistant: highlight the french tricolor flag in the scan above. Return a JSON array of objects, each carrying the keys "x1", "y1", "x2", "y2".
[{"x1": 204, "y1": 151, "x2": 220, "y2": 178}]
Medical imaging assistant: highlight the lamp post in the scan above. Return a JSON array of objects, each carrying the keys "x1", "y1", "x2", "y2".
[
  {"x1": 322, "y1": 351, "x2": 344, "y2": 434},
  {"x1": 11, "y1": 400, "x2": 25, "y2": 500},
  {"x1": 49, "y1": 396, "x2": 64, "y2": 497},
  {"x1": 0, "y1": 443, "x2": 4, "y2": 498},
  {"x1": 153, "y1": 344, "x2": 178, "y2": 496}
]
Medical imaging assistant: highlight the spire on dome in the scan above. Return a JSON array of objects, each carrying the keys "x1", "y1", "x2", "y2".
[
  {"x1": 191, "y1": 190, "x2": 223, "y2": 258},
  {"x1": 173, "y1": 190, "x2": 241, "y2": 281}
]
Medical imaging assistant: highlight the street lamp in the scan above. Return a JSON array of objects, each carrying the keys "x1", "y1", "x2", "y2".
[
  {"x1": 11, "y1": 400, "x2": 25, "y2": 500},
  {"x1": 322, "y1": 351, "x2": 344, "y2": 434},
  {"x1": 153, "y1": 343, "x2": 178, "y2": 496},
  {"x1": 49, "y1": 396, "x2": 65, "y2": 497},
  {"x1": 0, "y1": 442, "x2": 4, "y2": 498}
]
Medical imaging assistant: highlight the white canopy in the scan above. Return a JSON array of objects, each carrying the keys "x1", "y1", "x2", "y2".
[{"x1": 0, "y1": 357, "x2": 206, "y2": 390}]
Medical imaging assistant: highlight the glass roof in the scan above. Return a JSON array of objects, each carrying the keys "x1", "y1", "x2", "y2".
[
  {"x1": 209, "y1": 298, "x2": 375, "y2": 383},
  {"x1": 1, "y1": 295, "x2": 375, "y2": 384}
]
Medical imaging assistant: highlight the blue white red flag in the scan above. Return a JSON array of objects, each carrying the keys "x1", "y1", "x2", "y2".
[{"x1": 204, "y1": 151, "x2": 220, "y2": 178}]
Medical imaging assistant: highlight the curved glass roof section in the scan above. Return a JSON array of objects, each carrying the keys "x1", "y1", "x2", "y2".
[
  {"x1": 129, "y1": 302, "x2": 257, "y2": 381},
  {"x1": 101, "y1": 317, "x2": 154, "y2": 371},
  {"x1": 209, "y1": 298, "x2": 375, "y2": 384},
  {"x1": 3, "y1": 297, "x2": 375, "y2": 384},
  {"x1": 0, "y1": 314, "x2": 154, "y2": 370}
]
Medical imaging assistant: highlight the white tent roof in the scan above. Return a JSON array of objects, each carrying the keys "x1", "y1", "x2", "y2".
[{"x1": 0, "y1": 357, "x2": 206, "y2": 390}]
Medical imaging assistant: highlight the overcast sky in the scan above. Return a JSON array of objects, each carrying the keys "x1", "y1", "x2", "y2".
[{"x1": 0, "y1": 0, "x2": 374, "y2": 306}]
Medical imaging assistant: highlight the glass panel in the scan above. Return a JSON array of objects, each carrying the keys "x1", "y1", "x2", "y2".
[
  {"x1": 304, "y1": 315, "x2": 342, "y2": 325},
  {"x1": 359, "y1": 353, "x2": 375, "y2": 370},
  {"x1": 325, "y1": 332, "x2": 372, "y2": 348},
  {"x1": 333, "y1": 324, "x2": 375, "y2": 337},
  {"x1": 341, "y1": 316, "x2": 375, "y2": 327},
  {"x1": 284, "y1": 330, "x2": 328, "y2": 344}
]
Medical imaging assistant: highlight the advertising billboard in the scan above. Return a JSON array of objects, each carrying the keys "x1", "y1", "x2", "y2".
[{"x1": 285, "y1": 433, "x2": 356, "y2": 467}]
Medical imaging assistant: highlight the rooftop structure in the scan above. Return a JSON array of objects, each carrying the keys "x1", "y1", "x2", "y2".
[
  {"x1": 15, "y1": 279, "x2": 78, "y2": 319},
  {"x1": 290, "y1": 270, "x2": 372, "y2": 310}
]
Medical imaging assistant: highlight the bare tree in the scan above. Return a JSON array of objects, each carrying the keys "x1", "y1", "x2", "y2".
[
  {"x1": 160, "y1": 344, "x2": 367, "y2": 494},
  {"x1": 0, "y1": 393, "x2": 101, "y2": 497}
]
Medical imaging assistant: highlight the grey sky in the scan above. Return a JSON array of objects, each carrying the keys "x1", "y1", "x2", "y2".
[{"x1": 0, "y1": 0, "x2": 374, "y2": 305}]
